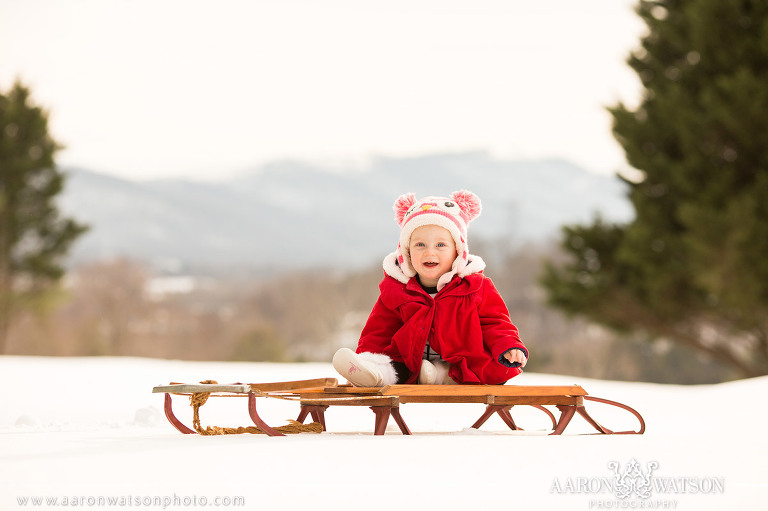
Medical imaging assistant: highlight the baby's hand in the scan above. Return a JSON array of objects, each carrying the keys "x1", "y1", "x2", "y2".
[{"x1": 503, "y1": 349, "x2": 527, "y2": 368}]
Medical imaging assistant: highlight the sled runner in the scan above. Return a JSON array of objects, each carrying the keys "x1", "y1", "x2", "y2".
[{"x1": 153, "y1": 379, "x2": 645, "y2": 436}]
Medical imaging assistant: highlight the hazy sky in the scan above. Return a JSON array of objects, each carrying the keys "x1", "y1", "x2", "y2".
[{"x1": 1, "y1": 0, "x2": 645, "y2": 180}]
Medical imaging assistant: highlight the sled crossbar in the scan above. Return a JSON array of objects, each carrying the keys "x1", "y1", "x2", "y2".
[{"x1": 153, "y1": 381, "x2": 645, "y2": 436}]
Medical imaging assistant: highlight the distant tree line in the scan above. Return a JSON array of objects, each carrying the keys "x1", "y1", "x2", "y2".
[{"x1": 5, "y1": 244, "x2": 736, "y2": 384}]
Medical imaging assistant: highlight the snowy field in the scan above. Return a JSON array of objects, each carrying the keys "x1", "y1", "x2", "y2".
[{"x1": 1, "y1": 356, "x2": 766, "y2": 511}]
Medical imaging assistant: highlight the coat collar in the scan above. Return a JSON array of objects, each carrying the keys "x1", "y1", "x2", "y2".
[
  {"x1": 382, "y1": 251, "x2": 486, "y2": 290},
  {"x1": 380, "y1": 253, "x2": 486, "y2": 307}
]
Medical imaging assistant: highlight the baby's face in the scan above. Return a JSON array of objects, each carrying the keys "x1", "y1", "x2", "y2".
[{"x1": 408, "y1": 225, "x2": 457, "y2": 287}]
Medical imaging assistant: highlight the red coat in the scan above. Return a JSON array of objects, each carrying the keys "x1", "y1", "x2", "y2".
[{"x1": 357, "y1": 273, "x2": 528, "y2": 385}]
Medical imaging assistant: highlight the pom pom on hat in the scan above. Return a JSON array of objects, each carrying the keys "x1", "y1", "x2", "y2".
[
  {"x1": 393, "y1": 193, "x2": 417, "y2": 226},
  {"x1": 450, "y1": 190, "x2": 482, "y2": 222},
  {"x1": 392, "y1": 190, "x2": 482, "y2": 284}
]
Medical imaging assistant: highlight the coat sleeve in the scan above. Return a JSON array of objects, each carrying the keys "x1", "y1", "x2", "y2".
[
  {"x1": 356, "y1": 295, "x2": 404, "y2": 359},
  {"x1": 478, "y1": 278, "x2": 528, "y2": 364}
]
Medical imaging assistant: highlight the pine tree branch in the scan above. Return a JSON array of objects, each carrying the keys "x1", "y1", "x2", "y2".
[{"x1": 661, "y1": 323, "x2": 765, "y2": 378}]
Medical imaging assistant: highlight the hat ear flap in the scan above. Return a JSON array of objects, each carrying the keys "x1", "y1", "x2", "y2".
[
  {"x1": 451, "y1": 190, "x2": 482, "y2": 222},
  {"x1": 393, "y1": 193, "x2": 417, "y2": 226}
]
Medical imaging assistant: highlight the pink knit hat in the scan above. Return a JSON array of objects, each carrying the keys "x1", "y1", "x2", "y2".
[{"x1": 393, "y1": 190, "x2": 482, "y2": 282}]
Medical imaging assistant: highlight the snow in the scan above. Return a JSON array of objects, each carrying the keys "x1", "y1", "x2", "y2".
[{"x1": 1, "y1": 356, "x2": 766, "y2": 510}]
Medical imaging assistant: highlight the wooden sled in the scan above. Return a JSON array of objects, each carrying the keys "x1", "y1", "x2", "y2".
[{"x1": 153, "y1": 379, "x2": 645, "y2": 436}]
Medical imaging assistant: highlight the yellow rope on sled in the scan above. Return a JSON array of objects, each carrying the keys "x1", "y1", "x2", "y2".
[{"x1": 189, "y1": 380, "x2": 323, "y2": 435}]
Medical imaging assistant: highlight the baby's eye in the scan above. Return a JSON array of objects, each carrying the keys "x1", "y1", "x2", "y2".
[
  {"x1": 437, "y1": 242, "x2": 447, "y2": 247},
  {"x1": 413, "y1": 242, "x2": 425, "y2": 247}
]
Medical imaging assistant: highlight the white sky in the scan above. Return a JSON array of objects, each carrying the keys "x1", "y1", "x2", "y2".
[{"x1": 0, "y1": 0, "x2": 646, "y2": 181}]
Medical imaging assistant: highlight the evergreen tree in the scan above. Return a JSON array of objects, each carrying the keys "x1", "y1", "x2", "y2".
[
  {"x1": 541, "y1": 0, "x2": 768, "y2": 378},
  {"x1": 0, "y1": 81, "x2": 88, "y2": 352}
]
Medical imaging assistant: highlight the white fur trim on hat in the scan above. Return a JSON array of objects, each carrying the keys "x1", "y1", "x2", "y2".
[{"x1": 391, "y1": 190, "x2": 482, "y2": 289}]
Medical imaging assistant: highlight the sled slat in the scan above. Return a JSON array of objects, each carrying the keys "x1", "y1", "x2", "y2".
[
  {"x1": 153, "y1": 378, "x2": 339, "y2": 395},
  {"x1": 380, "y1": 384, "x2": 588, "y2": 398},
  {"x1": 323, "y1": 386, "x2": 382, "y2": 395},
  {"x1": 153, "y1": 384, "x2": 251, "y2": 394},
  {"x1": 300, "y1": 396, "x2": 399, "y2": 407},
  {"x1": 249, "y1": 378, "x2": 338, "y2": 393}
]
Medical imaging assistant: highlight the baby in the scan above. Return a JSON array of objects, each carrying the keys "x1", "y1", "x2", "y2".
[{"x1": 333, "y1": 190, "x2": 528, "y2": 386}]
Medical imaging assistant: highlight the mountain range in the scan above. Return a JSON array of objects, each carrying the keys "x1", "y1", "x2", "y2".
[{"x1": 59, "y1": 151, "x2": 634, "y2": 274}]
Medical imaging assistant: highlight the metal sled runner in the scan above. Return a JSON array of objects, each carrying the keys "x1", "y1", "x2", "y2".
[{"x1": 152, "y1": 378, "x2": 645, "y2": 436}]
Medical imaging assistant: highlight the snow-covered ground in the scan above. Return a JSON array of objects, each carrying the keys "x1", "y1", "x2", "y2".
[{"x1": 1, "y1": 356, "x2": 766, "y2": 510}]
